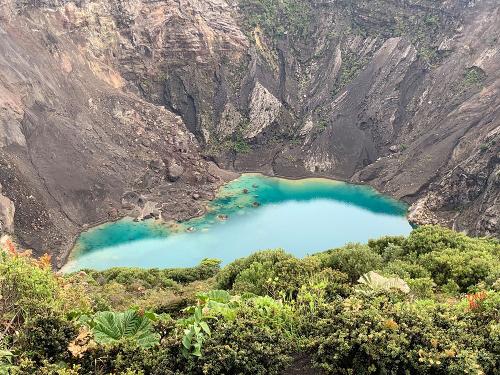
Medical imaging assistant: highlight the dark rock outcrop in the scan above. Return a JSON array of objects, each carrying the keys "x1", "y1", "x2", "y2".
[{"x1": 0, "y1": 184, "x2": 15, "y2": 234}]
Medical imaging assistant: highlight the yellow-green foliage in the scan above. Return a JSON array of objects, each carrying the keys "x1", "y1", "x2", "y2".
[
  {"x1": 239, "y1": 0, "x2": 312, "y2": 41},
  {"x1": 0, "y1": 250, "x2": 59, "y2": 321},
  {"x1": 0, "y1": 226, "x2": 499, "y2": 374}
]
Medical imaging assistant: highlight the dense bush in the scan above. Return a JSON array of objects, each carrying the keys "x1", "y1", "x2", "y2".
[
  {"x1": 308, "y1": 292, "x2": 500, "y2": 374},
  {"x1": 216, "y1": 249, "x2": 294, "y2": 290},
  {"x1": 403, "y1": 225, "x2": 479, "y2": 255},
  {"x1": 368, "y1": 235, "x2": 406, "y2": 256},
  {"x1": 78, "y1": 259, "x2": 221, "y2": 312},
  {"x1": 231, "y1": 255, "x2": 320, "y2": 298},
  {"x1": 1, "y1": 226, "x2": 499, "y2": 374},
  {"x1": 18, "y1": 313, "x2": 77, "y2": 363},
  {"x1": 78, "y1": 341, "x2": 157, "y2": 374},
  {"x1": 84, "y1": 258, "x2": 221, "y2": 287},
  {"x1": 406, "y1": 277, "x2": 436, "y2": 299},
  {"x1": 165, "y1": 258, "x2": 222, "y2": 283},
  {"x1": 180, "y1": 303, "x2": 295, "y2": 375},
  {"x1": 77, "y1": 298, "x2": 296, "y2": 375},
  {"x1": 217, "y1": 249, "x2": 321, "y2": 297},
  {"x1": 419, "y1": 248, "x2": 499, "y2": 291},
  {"x1": 381, "y1": 259, "x2": 431, "y2": 280},
  {"x1": 84, "y1": 267, "x2": 177, "y2": 289},
  {"x1": 319, "y1": 243, "x2": 383, "y2": 282},
  {"x1": 0, "y1": 248, "x2": 59, "y2": 329}
]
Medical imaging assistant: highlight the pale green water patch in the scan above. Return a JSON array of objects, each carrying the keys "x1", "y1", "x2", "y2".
[{"x1": 63, "y1": 174, "x2": 411, "y2": 272}]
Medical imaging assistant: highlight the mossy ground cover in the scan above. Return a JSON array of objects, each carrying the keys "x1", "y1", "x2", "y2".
[{"x1": 0, "y1": 226, "x2": 498, "y2": 374}]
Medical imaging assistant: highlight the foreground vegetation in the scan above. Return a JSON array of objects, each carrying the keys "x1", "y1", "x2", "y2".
[{"x1": 0, "y1": 226, "x2": 499, "y2": 374}]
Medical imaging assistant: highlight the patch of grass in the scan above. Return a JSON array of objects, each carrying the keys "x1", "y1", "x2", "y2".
[
  {"x1": 331, "y1": 51, "x2": 367, "y2": 97},
  {"x1": 238, "y1": 0, "x2": 313, "y2": 42},
  {"x1": 317, "y1": 119, "x2": 329, "y2": 130},
  {"x1": 231, "y1": 138, "x2": 252, "y2": 154},
  {"x1": 463, "y1": 66, "x2": 486, "y2": 88},
  {"x1": 479, "y1": 139, "x2": 496, "y2": 153}
]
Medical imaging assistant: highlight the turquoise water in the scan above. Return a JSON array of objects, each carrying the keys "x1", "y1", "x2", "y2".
[{"x1": 62, "y1": 174, "x2": 412, "y2": 272}]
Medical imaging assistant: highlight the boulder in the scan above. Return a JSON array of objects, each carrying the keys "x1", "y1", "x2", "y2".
[
  {"x1": 149, "y1": 159, "x2": 165, "y2": 171},
  {"x1": 0, "y1": 193, "x2": 15, "y2": 233},
  {"x1": 166, "y1": 161, "x2": 184, "y2": 182},
  {"x1": 151, "y1": 209, "x2": 161, "y2": 219},
  {"x1": 121, "y1": 191, "x2": 141, "y2": 208},
  {"x1": 107, "y1": 207, "x2": 118, "y2": 219}
]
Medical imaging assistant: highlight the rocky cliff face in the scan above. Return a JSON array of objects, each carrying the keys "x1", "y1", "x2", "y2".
[
  {"x1": 0, "y1": 0, "x2": 236, "y2": 266},
  {"x1": 0, "y1": 0, "x2": 498, "y2": 263}
]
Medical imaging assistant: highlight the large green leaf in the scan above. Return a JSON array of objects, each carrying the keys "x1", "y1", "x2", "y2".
[
  {"x1": 196, "y1": 290, "x2": 231, "y2": 304},
  {"x1": 358, "y1": 271, "x2": 410, "y2": 294},
  {"x1": 91, "y1": 310, "x2": 160, "y2": 348}
]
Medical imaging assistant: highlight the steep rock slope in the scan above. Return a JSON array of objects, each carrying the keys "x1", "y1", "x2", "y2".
[
  {"x1": 111, "y1": 0, "x2": 497, "y2": 236},
  {"x1": 0, "y1": 0, "x2": 233, "y2": 266}
]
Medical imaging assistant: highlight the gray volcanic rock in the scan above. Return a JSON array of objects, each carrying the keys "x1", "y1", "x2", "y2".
[
  {"x1": 0, "y1": 191, "x2": 15, "y2": 234},
  {"x1": 0, "y1": 2, "x2": 230, "y2": 265},
  {"x1": 166, "y1": 161, "x2": 185, "y2": 182},
  {"x1": 54, "y1": 0, "x2": 494, "y2": 235}
]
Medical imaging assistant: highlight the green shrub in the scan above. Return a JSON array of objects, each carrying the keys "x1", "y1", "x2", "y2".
[
  {"x1": 0, "y1": 250, "x2": 60, "y2": 326},
  {"x1": 230, "y1": 138, "x2": 251, "y2": 154},
  {"x1": 368, "y1": 236, "x2": 405, "y2": 255},
  {"x1": 85, "y1": 268, "x2": 175, "y2": 289},
  {"x1": 403, "y1": 226, "x2": 471, "y2": 255},
  {"x1": 407, "y1": 277, "x2": 436, "y2": 299},
  {"x1": 165, "y1": 258, "x2": 221, "y2": 283},
  {"x1": 182, "y1": 303, "x2": 294, "y2": 375},
  {"x1": 441, "y1": 279, "x2": 460, "y2": 295},
  {"x1": 232, "y1": 256, "x2": 320, "y2": 298},
  {"x1": 85, "y1": 258, "x2": 221, "y2": 287},
  {"x1": 13, "y1": 360, "x2": 81, "y2": 375},
  {"x1": 382, "y1": 259, "x2": 431, "y2": 280},
  {"x1": 308, "y1": 294, "x2": 498, "y2": 374},
  {"x1": 178, "y1": 290, "x2": 236, "y2": 357},
  {"x1": 308, "y1": 268, "x2": 352, "y2": 299},
  {"x1": 462, "y1": 66, "x2": 486, "y2": 88},
  {"x1": 146, "y1": 297, "x2": 296, "y2": 375},
  {"x1": 320, "y1": 243, "x2": 383, "y2": 282},
  {"x1": 216, "y1": 249, "x2": 294, "y2": 290},
  {"x1": 419, "y1": 248, "x2": 499, "y2": 291},
  {"x1": 79, "y1": 341, "x2": 158, "y2": 375},
  {"x1": 17, "y1": 313, "x2": 77, "y2": 363}
]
